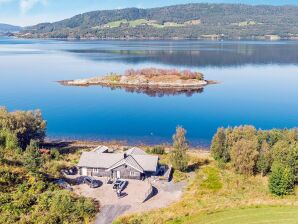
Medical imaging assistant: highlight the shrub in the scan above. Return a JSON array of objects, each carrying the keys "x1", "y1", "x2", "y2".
[
  {"x1": 269, "y1": 163, "x2": 295, "y2": 196},
  {"x1": 124, "y1": 68, "x2": 204, "y2": 80},
  {"x1": 151, "y1": 145, "x2": 165, "y2": 155},
  {"x1": 50, "y1": 149, "x2": 61, "y2": 160},
  {"x1": 105, "y1": 73, "x2": 121, "y2": 82}
]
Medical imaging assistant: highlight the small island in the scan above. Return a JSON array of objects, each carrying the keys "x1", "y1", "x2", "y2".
[{"x1": 59, "y1": 68, "x2": 216, "y2": 96}]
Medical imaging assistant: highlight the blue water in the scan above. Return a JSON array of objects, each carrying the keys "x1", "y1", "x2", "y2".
[{"x1": 1, "y1": 37, "x2": 298, "y2": 146}]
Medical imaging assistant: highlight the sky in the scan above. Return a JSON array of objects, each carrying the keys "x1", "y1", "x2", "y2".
[{"x1": 1, "y1": 0, "x2": 298, "y2": 26}]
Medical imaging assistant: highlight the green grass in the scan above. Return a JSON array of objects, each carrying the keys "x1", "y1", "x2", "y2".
[
  {"x1": 129, "y1": 19, "x2": 149, "y2": 27},
  {"x1": 116, "y1": 154, "x2": 298, "y2": 224},
  {"x1": 104, "y1": 19, "x2": 188, "y2": 29},
  {"x1": 182, "y1": 206, "x2": 298, "y2": 224},
  {"x1": 105, "y1": 19, "x2": 127, "y2": 28},
  {"x1": 199, "y1": 167, "x2": 222, "y2": 191}
]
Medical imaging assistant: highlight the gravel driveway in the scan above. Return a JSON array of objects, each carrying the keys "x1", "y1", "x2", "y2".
[{"x1": 95, "y1": 205, "x2": 131, "y2": 224}]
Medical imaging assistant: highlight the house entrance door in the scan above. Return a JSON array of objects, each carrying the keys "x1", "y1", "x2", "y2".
[
  {"x1": 81, "y1": 168, "x2": 87, "y2": 176},
  {"x1": 116, "y1": 171, "x2": 121, "y2": 179}
]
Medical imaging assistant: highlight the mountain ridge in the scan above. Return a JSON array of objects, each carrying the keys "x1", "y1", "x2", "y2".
[
  {"x1": 17, "y1": 3, "x2": 298, "y2": 40},
  {"x1": 0, "y1": 23, "x2": 22, "y2": 33}
]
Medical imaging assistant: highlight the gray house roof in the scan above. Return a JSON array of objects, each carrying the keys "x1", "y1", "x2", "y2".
[
  {"x1": 133, "y1": 154, "x2": 159, "y2": 172},
  {"x1": 93, "y1": 146, "x2": 110, "y2": 153},
  {"x1": 107, "y1": 155, "x2": 144, "y2": 173},
  {"x1": 77, "y1": 152, "x2": 123, "y2": 169},
  {"x1": 77, "y1": 146, "x2": 159, "y2": 173},
  {"x1": 126, "y1": 147, "x2": 148, "y2": 155}
]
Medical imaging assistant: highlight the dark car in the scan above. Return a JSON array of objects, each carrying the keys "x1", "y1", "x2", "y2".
[
  {"x1": 54, "y1": 179, "x2": 73, "y2": 191},
  {"x1": 113, "y1": 179, "x2": 128, "y2": 190},
  {"x1": 83, "y1": 176, "x2": 101, "y2": 188},
  {"x1": 119, "y1": 180, "x2": 128, "y2": 191},
  {"x1": 62, "y1": 167, "x2": 77, "y2": 176},
  {"x1": 113, "y1": 179, "x2": 122, "y2": 189}
]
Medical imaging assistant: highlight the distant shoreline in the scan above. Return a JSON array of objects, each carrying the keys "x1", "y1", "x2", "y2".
[{"x1": 43, "y1": 137, "x2": 210, "y2": 151}]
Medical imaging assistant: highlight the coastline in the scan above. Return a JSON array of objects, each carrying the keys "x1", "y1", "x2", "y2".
[{"x1": 43, "y1": 137, "x2": 211, "y2": 151}]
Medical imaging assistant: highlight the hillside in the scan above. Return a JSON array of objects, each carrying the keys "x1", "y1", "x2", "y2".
[
  {"x1": 18, "y1": 3, "x2": 298, "y2": 40},
  {"x1": 0, "y1": 23, "x2": 22, "y2": 33}
]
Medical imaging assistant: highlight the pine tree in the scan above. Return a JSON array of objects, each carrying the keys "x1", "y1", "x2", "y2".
[{"x1": 269, "y1": 163, "x2": 295, "y2": 196}]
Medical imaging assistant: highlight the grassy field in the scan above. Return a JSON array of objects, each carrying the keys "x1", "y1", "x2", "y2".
[
  {"x1": 103, "y1": 19, "x2": 190, "y2": 29},
  {"x1": 116, "y1": 152, "x2": 298, "y2": 224},
  {"x1": 180, "y1": 206, "x2": 298, "y2": 224}
]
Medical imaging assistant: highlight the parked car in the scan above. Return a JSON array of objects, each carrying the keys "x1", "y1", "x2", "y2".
[
  {"x1": 54, "y1": 179, "x2": 73, "y2": 191},
  {"x1": 113, "y1": 179, "x2": 128, "y2": 190},
  {"x1": 113, "y1": 179, "x2": 122, "y2": 189},
  {"x1": 119, "y1": 180, "x2": 128, "y2": 191},
  {"x1": 62, "y1": 167, "x2": 77, "y2": 176},
  {"x1": 83, "y1": 176, "x2": 101, "y2": 188}
]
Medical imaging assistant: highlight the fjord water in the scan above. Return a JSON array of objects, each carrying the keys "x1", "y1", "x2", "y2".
[{"x1": 1, "y1": 37, "x2": 298, "y2": 146}]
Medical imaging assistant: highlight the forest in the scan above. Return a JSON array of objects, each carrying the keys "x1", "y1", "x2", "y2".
[{"x1": 18, "y1": 3, "x2": 298, "y2": 40}]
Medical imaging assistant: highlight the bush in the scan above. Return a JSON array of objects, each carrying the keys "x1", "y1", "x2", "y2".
[
  {"x1": 50, "y1": 149, "x2": 61, "y2": 160},
  {"x1": 151, "y1": 146, "x2": 165, "y2": 155},
  {"x1": 269, "y1": 163, "x2": 295, "y2": 196}
]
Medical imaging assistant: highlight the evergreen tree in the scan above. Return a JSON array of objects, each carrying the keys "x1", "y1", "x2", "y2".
[
  {"x1": 269, "y1": 163, "x2": 295, "y2": 196},
  {"x1": 24, "y1": 140, "x2": 42, "y2": 172}
]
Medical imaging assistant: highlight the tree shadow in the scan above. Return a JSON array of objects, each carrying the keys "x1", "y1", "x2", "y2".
[
  {"x1": 186, "y1": 158, "x2": 210, "y2": 172},
  {"x1": 1, "y1": 158, "x2": 22, "y2": 167},
  {"x1": 41, "y1": 140, "x2": 87, "y2": 154}
]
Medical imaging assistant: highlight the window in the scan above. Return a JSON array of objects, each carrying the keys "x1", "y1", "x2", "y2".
[
  {"x1": 93, "y1": 168, "x2": 99, "y2": 173},
  {"x1": 130, "y1": 171, "x2": 139, "y2": 176}
]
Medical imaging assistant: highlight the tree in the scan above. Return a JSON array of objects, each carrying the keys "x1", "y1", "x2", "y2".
[
  {"x1": 230, "y1": 139, "x2": 259, "y2": 175},
  {"x1": 257, "y1": 141, "x2": 272, "y2": 176},
  {"x1": 271, "y1": 141, "x2": 298, "y2": 182},
  {"x1": 24, "y1": 140, "x2": 42, "y2": 172},
  {"x1": 170, "y1": 126, "x2": 188, "y2": 171},
  {"x1": 211, "y1": 128, "x2": 229, "y2": 162},
  {"x1": 269, "y1": 163, "x2": 295, "y2": 196},
  {"x1": 0, "y1": 107, "x2": 46, "y2": 149}
]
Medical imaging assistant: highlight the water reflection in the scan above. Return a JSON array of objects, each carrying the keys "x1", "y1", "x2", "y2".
[
  {"x1": 65, "y1": 42, "x2": 298, "y2": 67},
  {"x1": 97, "y1": 85, "x2": 204, "y2": 97}
]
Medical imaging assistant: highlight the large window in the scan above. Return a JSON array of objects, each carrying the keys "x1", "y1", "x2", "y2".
[
  {"x1": 93, "y1": 168, "x2": 99, "y2": 173},
  {"x1": 130, "y1": 171, "x2": 139, "y2": 176}
]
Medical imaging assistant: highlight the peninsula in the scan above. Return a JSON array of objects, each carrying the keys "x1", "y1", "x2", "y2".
[{"x1": 59, "y1": 68, "x2": 215, "y2": 96}]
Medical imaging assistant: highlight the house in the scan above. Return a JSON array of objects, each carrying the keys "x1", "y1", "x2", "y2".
[{"x1": 77, "y1": 146, "x2": 159, "y2": 180}]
